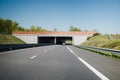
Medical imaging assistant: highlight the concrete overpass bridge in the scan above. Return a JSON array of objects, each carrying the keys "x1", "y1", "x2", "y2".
[{"x1": 12, "y1": 31, "x2": 96, "y2": 45}]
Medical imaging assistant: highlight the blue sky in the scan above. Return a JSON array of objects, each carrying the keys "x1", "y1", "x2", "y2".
[{"x1": 0, "y1": 0, "x2": 120, "y2": 34}]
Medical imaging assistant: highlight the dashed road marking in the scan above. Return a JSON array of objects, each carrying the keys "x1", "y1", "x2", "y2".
[{"x1": 30, "y1": 55, "x2": 37, "y2": 59}]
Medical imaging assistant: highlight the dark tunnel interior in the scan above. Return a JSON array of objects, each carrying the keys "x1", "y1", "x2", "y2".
[
  {"x1": 38, "y1": 37, "x2": 72, "y2": 45},
  {"x1": 38, "y1": 37, "x2": 54, "y2": 44}
]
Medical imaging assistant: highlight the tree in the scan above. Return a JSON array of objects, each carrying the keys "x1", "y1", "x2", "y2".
[
  {"x1": 69, "y1": 25, "x2": 81, "y2": 31},
  {"x1": 12, "y1": 22, "x2": 19, "y2": 31},
  {"x1": 0, "y1": 18, "x2": 5, "y2": 34},
  {"x1": 29, "y1": 25, "x2": 47, "y2": 31},
  {"x1": 0, "y1": 18, "x2": 23, "y2": 34},
  {"x1": 17, "y1": 26, "x2": 25, "y2": 31},
  {"x1": 5, "y1": 19, "x2": 13, "y2": 34},
  {"x1": 36, "y1": 26, "x2": 42, "y2": 31},
  {"x1": 30, "y1": 25, "x2": 36, "y2": 31},
  {"x1": 0, "y1": 17, "x2": 49, "y2": 34},
  {"x1": 54, "y1": 28, "x2": 57, "y2": 31}
]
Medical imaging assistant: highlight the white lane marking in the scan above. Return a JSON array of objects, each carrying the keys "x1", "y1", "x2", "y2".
[
  {"x1": 30, "y1": 55, "x2": 37, "y2": 59},
  {"x1": 67, "y1": 46, "x2": 109, "y2": 80},
  {"x1": 44, "y1": 50, "x2": 47, "y2": 52},
  {"x1": 67, "y1": 46, "x2": 79, "y2": 58}
]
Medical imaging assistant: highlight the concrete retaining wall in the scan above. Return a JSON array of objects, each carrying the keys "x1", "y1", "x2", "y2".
[
  {"x1": 14, "y1": 34, "x2": 38, "y2": 44},
  {"x1": 73, "y1": 35, "x2": 88, "y2": 45}
]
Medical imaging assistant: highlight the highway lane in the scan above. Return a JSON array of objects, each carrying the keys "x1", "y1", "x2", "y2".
[
  {"x1": 69, "y1": 46, "x2": 120, "y2": 80},
  {"x1": 0, "y1": 45, "x2": 120, "y2": 80}
]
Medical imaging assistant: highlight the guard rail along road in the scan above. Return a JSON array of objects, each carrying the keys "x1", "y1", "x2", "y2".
[
  {"x1": 78, "y1": 46, "x2": 120, "y2": 54},
  {"x1": 0, "y1": 44, "x2": 53, "y2": 52}
]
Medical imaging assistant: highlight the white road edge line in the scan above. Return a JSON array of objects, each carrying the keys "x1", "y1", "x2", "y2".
[
  {"x1": 30, "y1": 55, "x2": 37, "y2": 59},
  {"x1": 67, "y1": 46, "x2": 109, "y2": 80}
]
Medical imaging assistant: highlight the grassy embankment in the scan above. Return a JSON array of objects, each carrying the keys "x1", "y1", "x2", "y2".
[
  {"x1": 82, "y1": 34, "x2": 120, "y2": 50},
  {"x1": 80, "y1": 34, "x2": 120, "y2": 59},
  {"x1": 0, "y1": 34, "x2": 25, "y2": 44}
]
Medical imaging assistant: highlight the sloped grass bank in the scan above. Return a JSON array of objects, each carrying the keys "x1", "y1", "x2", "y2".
[
  {"x1": 82, "y1": 35, "x2": 120, "y2": 50},
  {"x1": 0, "y1": 34, "x2": 25, "y2": 44}
]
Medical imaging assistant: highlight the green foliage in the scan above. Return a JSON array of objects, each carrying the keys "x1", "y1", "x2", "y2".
[
  {"x1": 17, "y1": 26, "x2": 26, "y2": 31},
  {"x1": 0, "y1": 34, "x2": 25, "y2": 44},
  {"x1": 30, "y1": 25, "x2": 47, "y2": 31},
  {"x1": 12, "y1": 22, "x2": 19, "y2": 31},
  {"x1": 36, "y1": 26, "x2": 42, "y2": 31},
  {"x1": 105, "y1": 34, "x2": 120, "y2": 40},
  {"x1": 112, "y1": 54, "x2": 120, "y2": 58},
  {"x1": 54, "y1": 28, "x2": 57, "y2": 31},
  {"x1": 0, "y1": 18, "x2": 12, "y2": 34},
  {"x1": 82, "y1": 34, "x2": 120, "y2": 50},
  {"x1": 0, "y1": 18, "x2": 26, "y2": 34},
  {"x1": 5, "y1": 19, "x2": 13, "y2": 34},
  {"x1": 30, "y1": 25, "x2": 36, "y2": 31},
  {"x1": 0, "y1": 18, "x2": 48, "y2": 34},
  {"x1": 69, "y1": 25, "x2": 81, "y2": 31},
  {"x1": 103, "y1": 40, "x2": 120, "y2": 50}
]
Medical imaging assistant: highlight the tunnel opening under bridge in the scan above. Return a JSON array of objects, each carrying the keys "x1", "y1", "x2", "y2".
[
  {"x1": 56, "y1": 37, "x2": 72, "y2": 45},
  {"x1": 38, "y1": 37, "x2": 72, "y2": 45},
  {"x1": 38, "y1": 37, "x2": 54, "y2": 44}
]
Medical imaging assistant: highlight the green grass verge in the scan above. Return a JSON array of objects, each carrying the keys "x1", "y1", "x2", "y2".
[
  {"x1": 81, "y1": 35, "x2": 120, "y2": 50},
  {"x1": 0, "y1": 34, "x2": 26, "y2": 44},
  {"x1": 76, "y1": 46, "x2": 120, "y2": 59}
]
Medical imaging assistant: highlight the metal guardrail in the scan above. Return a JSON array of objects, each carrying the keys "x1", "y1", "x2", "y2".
[
  {"x1": 78, "y1": 46, "x2": 120, "y2": 54},
  {"x1": 0, "y1": 44, "x2": 53, "y2": 52}
]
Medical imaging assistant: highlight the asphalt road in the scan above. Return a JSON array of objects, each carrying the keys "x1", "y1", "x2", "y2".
[{"x1": 0, "y1": 45, "x2": 120, "y2": 80}]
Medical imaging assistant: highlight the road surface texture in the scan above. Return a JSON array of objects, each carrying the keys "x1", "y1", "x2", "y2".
[{"x1": 0, "y1": 45, "x2": 120, "y2": 80}]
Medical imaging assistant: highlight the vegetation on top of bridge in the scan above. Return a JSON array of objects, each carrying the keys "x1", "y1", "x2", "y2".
[
  {"x1": 0, "y1": 17, "x2": 94, "y2": 35},
  {"x1": 69, "y1": 25, "x2": 81, "y2": 31},
  {"x1": 81, "y1": 34, "x2": 120, "y2": 50}
]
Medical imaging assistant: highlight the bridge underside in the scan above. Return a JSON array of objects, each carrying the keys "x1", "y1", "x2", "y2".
[{"x1": 38, "y1": 37, "x2": 72, "y2": 45}]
